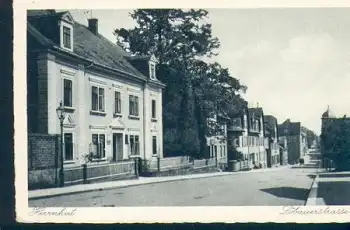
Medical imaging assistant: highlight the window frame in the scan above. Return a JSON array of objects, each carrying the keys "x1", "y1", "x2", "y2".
[
  {"x1": 62, "y1": 26, "x2": 71, "y2": 49},
  {"x1": 59, "y1": 21, "x2": 73, "y2": 51},
  {"x1": 90, "y1": 133, "x2": 107, "y2": 160},
  {"x1": 151, "y1": 99, "x2": 156, "y2": 120},
  {"x1": 152, "y1": 136, "x2": 157, "y2": 156},
  {"x1": 129, "y1": 95, "x2": 140, "y2": 117},
  {"x1": 149, "y1": 63, "x2": 156, "y2": 80},
  {"x1": 91, "y1": 84, "x2": 106, "y2": 114},
  {"x1": 129, "y1": 134, "x2": 140, "y2": 156},
  {"x1": 63, "y1": 78, "x2": 73, "y2": 108},
  {"x1": 234, "y1": 138, "x2": 240, "y2": 147},
  {"x1": 63, "y1": 132, "x2": 74, "y2": 162},
  {"x1": 114, "y1": 91, "x2": 122, "y2": 116}
]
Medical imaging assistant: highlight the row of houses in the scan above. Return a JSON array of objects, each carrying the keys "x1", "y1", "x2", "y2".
[
  {"x1": 207, "y1": 106, "x2": 310, "y2": 170},
  {"x1": 26, "y1": 10, "x2": 310, "y2": 188}
]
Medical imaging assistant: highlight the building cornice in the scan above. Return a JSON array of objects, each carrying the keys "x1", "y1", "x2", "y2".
[{"x1": 31, "y1": 46, "x2": 148, "y2": 85}]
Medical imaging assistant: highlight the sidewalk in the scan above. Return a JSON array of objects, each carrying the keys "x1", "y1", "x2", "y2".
[
  {"x1": 306, "y1": 170, "x2": 350, "y2": 205},
  {"x1": 29, "y1": 165, "x2": 291, "y2": 200}
]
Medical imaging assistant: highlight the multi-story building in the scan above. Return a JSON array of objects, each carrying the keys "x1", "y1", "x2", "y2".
[
  {"x1": 278, "y1": 136, "x2": 289, "y2": 165},
  {"x1": 264, "y1": 115, "x2": 280, "y2": 167},
  {"x1": 206, "y1": 114, "x2": 229, "y2": 168},
  {"x1": 320, "y1": 106, "x2": 350, "y2": 169},
  {"x1": 227, "y1": 106, "x2": 268, "y2": 168},
  {"x1": 27, "y1": 10, "x2": 165, "y2": 167},
  {"x1": 278, "y1": 119, "x2": 307, "y2": 164}
]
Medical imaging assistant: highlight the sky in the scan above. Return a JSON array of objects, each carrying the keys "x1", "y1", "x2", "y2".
[{"x1": 67, "y1": 8, "x2": 350, "y2": 135}]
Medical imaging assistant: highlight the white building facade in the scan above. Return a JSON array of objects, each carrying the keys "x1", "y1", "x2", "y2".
[{"x1": 27, "y1": 11, "x2": 165, "y2": 168}]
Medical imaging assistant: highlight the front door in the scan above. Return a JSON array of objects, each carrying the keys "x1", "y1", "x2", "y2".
[{"x1": 113, "y1": 133, "x2": 123, "y2": 161}]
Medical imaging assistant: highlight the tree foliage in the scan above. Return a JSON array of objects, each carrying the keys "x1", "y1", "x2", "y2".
[
  {"x1": 114, "y1": 9, "x2": 247, "y2": 158},
  {"x1": 321, "y1": 118, "x2": 350, "y2": 171},
  {"x1": 304, "y1": 128, "x2": 318, "y2": 148}
]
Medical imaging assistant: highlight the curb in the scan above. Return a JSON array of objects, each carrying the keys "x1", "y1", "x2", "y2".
[
  {"x1": 29, "y1": 165, "x2": 291, "y2": 200},
  {"x1": 305, "y1": 165, "x2": 321, "y2": 206},
  {"x1": 29, "y1": 172, "x2": 233, "y2": 200}
]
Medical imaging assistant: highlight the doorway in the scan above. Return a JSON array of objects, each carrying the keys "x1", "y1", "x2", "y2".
[{"x1": 113, "y1": 133, "x2": 123, "y2": 161}]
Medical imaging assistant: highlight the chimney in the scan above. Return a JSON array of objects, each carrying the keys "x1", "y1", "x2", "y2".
[{"x1": 88, "y1": 18, "x2": 98, "y2": 34}]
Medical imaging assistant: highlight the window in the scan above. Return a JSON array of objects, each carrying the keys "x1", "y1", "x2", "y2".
[
  {"x1": 152, "y1": 136, "x2": 157, "y2": 155},
  {"x1": 214, "y1": 146, "x2": 218, "y2": 157},
  {"x1": 64, "y1": 133, "x2": 73, "y2": 161},
  {"x1": 234, "y1": 138, "x2": 240, "y2": 147},
  {"x1": 91, "y1": 134, "x2": 106, "y2": 159},
  {"x1": 220, "y1": 146, "x2": 223, "y2": 158},
  {"x1": 223, "y1": 145, "x2": 226, "y2": 157},
  {"x1": 114, "y1": 91, "x2": 121, "y2": 114},
  {"x1": 63, "y1": 26, "x2": 71, "y2": 49},
  {"x1": 129, "y1": 95, "x2": 139, "y2": 116},
  {"x1": 63, "y1": 79, "x2": 72, "y2": 107},
  {"x1": 150, "y1": 64, "x2": 156, "y2": 79},
  {"x1": 151, "y1": 100, "x2": 156, "y2": 119},
  {"x1": 130, "y1": 135, "x2": 140, "y2": 156},
  {"x1": 91, "y1": 86, "x2": 105, "y2": 112}
]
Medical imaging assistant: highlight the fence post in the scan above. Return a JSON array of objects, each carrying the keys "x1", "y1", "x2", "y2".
[
  {"x1": 134, "y1": 157, "x2": 139, "y2": 177},
  {"x1": 157, "y1": 156, "x2": 160, "y2": 172},
  {"x1": 83, "y1": 164, "x2": 87, "y2": 184}
]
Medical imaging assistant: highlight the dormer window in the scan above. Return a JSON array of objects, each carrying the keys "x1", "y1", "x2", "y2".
[
  {"x1": 59, "y1": 12, "x2": 74, "y2": 52},
  {"x1": 150, "y1": 63, "x2": 156, "y2": 80},
  {"x1": 148, "y1": 54, "x2": 158, "y2": 80},
  {"x1": 63, "y1": 26, "x2": 71, "y2": 49},
  {"x1": 60, "y1": 22, "x2": 73, "y2": 51}
]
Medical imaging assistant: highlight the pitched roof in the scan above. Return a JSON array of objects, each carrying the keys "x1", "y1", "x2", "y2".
[
  {"x1": 27, "y1": 10, "x2": 155, "y2": 82},
  {"x1": 264, "y1": 115, "x2": 277, "y2": 127},
  {"x1": 264, "y1": 115, "x2": 277, "y2": 137},
  {"x1": 278, "y1": 119, "x2": 301, "y2": 136},
  {"x1": 27, "y1": 9, "x2": 57, "y2": 17},
  {"x1": 248, "y1": 107, "x2": 264, "y2": 118},
  {"x1": 72, "y1": 22, "x2": 146, "y2": 79}
]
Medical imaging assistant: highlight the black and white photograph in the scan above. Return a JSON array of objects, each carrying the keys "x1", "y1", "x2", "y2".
[{"x1": 14, "y1": 1, "x2": 350, "y2": 223}]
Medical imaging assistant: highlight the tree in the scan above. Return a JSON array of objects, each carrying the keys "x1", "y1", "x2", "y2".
[
  {"x1": 191, "y1": 60, "x2": 247, "y2": 157},
  {"x1": 305, "y1": 129, "x2": 317, "y2": 148},
  {"x1": 321, "y1": 118, "x2": 350, "y2": 171},
  {"x1": 114, "y1": 9, "x2": 246, "y2": 158},
  {"x1": 114, "y1": 9, "x2": 220, "y2": 65}
]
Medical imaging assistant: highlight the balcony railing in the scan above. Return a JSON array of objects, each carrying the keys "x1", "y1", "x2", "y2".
[
  {"x1": 227, "y1": 118, "x2": 244, "y2": 131},
  {"x1": 249, "y1": 127, "x2": 260, "y2": 133}
]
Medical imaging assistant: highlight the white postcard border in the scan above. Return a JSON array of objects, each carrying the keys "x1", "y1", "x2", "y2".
[{"x1": 14, "y1": 0, "x2": 350, "y2": 223}]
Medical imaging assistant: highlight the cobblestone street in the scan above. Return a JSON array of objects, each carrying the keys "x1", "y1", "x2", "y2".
[{"x1": 30, "y1": 167, "x2": 318, "y2": 207}]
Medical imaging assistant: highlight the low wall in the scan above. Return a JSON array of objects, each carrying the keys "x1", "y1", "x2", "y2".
[
  {"x1": 64, "y1": 161, "x2": 137, "y2": 186},
  {"x1": 28, "y1": 168, "x2": 59, "y2": 189},
  {"x1": 28, "y1": 133, "x2": 60, "y2": 189},
  {"x1": 140, "y1": 156, "x2": 225, "y2": 177}
]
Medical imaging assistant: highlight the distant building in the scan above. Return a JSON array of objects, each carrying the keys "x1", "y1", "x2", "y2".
[
  {"x1": 206, "y1": 113, "x2": 229, "y2": 169},
  {"x1": 227, "y1": 106, "x2": 268, "y2": 168},
  {"x1": 278, "y1": 136, "x2": 289, "y2": 165},
  {"x1": 320, "y1": 106, "x2": 350, "y2": 167},
  {"x1": 264, "y1": 115, "x2": 280, "y2": 167},
  {"x1": 278, "y1": 119, "x2": 307, "y2": 164}
]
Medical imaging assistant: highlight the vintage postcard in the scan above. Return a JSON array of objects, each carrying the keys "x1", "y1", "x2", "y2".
[{"x1": 14, "y1": 0, "x2": 350, "y2": 223}]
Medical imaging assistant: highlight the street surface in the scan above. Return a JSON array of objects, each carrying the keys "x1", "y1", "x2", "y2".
[{"x1": 30, "y1": 166, "x2": 318, "y2": 207}]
